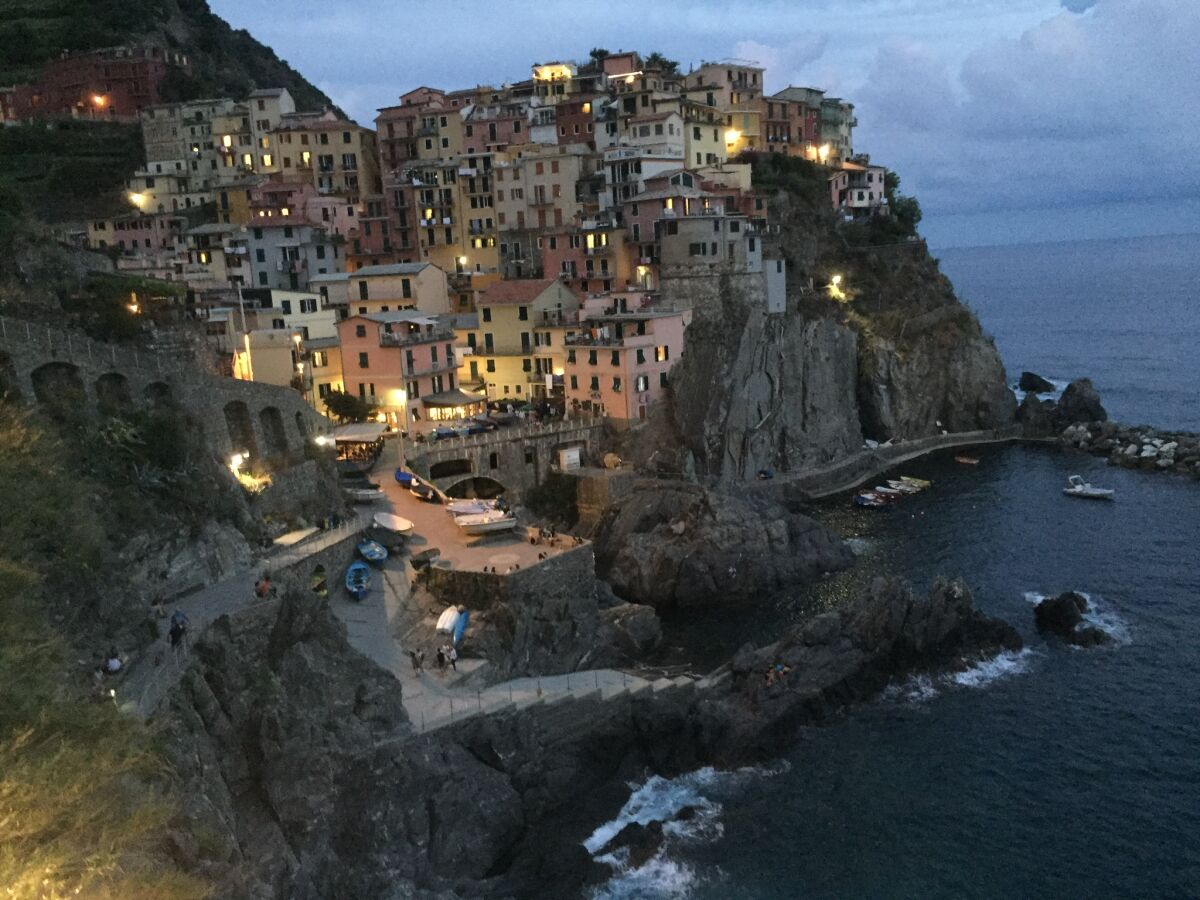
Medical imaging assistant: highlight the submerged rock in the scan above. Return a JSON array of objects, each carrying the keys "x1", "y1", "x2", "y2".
[
  {"x1": 598, "y1": 820, "x2": 665, "y2": 870},
  {"x1": 1019, "y1": 371, "x2": 1056, "y2": 394}
]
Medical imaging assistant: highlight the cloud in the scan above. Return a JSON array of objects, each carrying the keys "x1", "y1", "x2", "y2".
[
  {"x1": 732, "y1": 36, "x2": 829, "y2": 91},
  {"x1": 856, "y1": 0, "x2": 1200, "y2": 226},
  {"x1": 1061, "y1": 0, "x2": 1097, "y2": 10}
]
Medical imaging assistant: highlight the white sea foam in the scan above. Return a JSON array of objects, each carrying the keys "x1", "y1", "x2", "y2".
[
  {"x1": 585, "y1": 763, "x2": 787, "y2": 898},
  {"x1": 882, "y1": 673, "x2": 939, "y2": 704},
  {"x1": 951, "y1": 648, "x2": 1034, "y2": 688}
]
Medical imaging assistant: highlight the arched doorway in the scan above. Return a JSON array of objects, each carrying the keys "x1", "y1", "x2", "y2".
[
  {"x1": 144, "y1": 381, "x2": 173, "y2": 407},
  {"x1": 430, "y1": 458, "x2": 473, "y2": 479},
  {"x1": 31, "y1": 361, "x2": 86, "y2": 418},
  {"x1": 259, "y1": 406, "x2": 288, "y2": 458},
  {"x1": 294, "y1": 411, "x2": 309, "y2": 441},
  {"x1": 95, "y1": 372, "x2": 132, "y2": 414},
  {"x1": 444, "y1": 476, "x2": 508, "y2": 499},
  {"x1": 223, "y1": 400, "x2": 258, "y2": 459},
  {"x1": 0, "y1": 350, "x2": 20, "y2": 403}
]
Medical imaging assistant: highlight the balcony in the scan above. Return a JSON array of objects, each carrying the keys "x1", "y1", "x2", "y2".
[
  {"x1": 404, "y1": 357, "x2": 457, "y2": 377},
  {"x1": 379, "y1": 327, "x2": 456, "y2": 347},
  {"x1": 583, "y1": 244, "x2": 611, "y2": 256}
]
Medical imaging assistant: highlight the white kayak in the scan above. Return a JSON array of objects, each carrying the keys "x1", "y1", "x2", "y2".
[
  {"x1": 373, "y1": 512, "x2": 415, "y2": 533},
  {"x1": 436, "y1": 605, "x2": 461, "y2": 633}
]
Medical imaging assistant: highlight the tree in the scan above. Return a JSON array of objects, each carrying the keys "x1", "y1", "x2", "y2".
[
  {"x1": 322, "y1": 390, "x2": 377, "y2": 424},
  {"x1": 642, "y1": 52, "x2": 680, "y2": 75},
  {"x1": 589, "y1": 47, "x2": 610, "y2": 62}
]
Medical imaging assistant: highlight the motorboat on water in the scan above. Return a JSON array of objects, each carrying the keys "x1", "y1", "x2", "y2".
[
  {"x1": 455, "y1": 510, "x2": 519, "y2": 535},
  {"x1": 899, "y1": 476, "x2": 932, "y2": 488},
  {"x1": 854, "y1": 491, "x2": 895, "y2": 509},
  {"x1": 1063, "y1": 474, "x2": 1115, "y2": 501},
  {"x1": 886, "y1": 480, "x2": 923, "y2": 494},
  {"x1": 955, "y1": 455, "x2": 981, "y2": 466},
  {"x1": 874, "y1": 485, "x2": 905, "y2": 496}
]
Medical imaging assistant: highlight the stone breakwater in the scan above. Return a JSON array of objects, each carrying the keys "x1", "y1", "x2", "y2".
[{"x1": 1059, "y1": 421, "x2": 1200, "y2": 478}]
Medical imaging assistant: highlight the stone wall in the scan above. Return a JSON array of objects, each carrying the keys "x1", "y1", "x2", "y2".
[
  {"x1": 252, "y1": 458, "x2": 346, "y2": 528},
  {"x1": 417, "y1": 542, "x2": 595, "y2": 610},
  {"x1": 571, "y1": 466, "x2": 639, "y2": 532}
]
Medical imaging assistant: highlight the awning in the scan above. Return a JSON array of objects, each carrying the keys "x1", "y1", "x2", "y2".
[
  {"x1": 421, "y1": 388, "x2": 488, "y2": 409},
  {"x1": 333, "y1": 422, "x2": 388, "y2": 443}
]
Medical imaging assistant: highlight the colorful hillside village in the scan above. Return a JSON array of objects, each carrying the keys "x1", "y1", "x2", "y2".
[{"x1": 24, "y1": 49, "x2": 893, "y2": 433}]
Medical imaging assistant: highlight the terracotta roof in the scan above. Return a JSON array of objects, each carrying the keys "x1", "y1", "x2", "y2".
[{"x1": 479, "y1": 278, "x2": 558, "y2": 305}]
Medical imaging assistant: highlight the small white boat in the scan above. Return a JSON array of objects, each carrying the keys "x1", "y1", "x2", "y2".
[
  {"x1": 436, "y1": 605, "x2": 462, "y2": 634},
  {"x1": 446, "y1": 499, "x2": 497, "y2": 517},
  {"x1": 874, "y1": 485, "x2": 904, "y2": 496},
  {"x1": 373, "y1": 512, "x2": 415, "y2": 534},
  {"x1": 346, "y1": 485, "x2": 385, "y2": 503},
  {"x1": 1063, "y1": 474, "x2": 1115, "y2": 501},
  {"x1": 900, "y1": 476, "x2": 932, "y2": 488},
  {"x1": 886, "y1": 480, "x2": 922, "y2": 494},
  {"x1": 455, "y1": 511, "x2": 519, "y2": 535}
]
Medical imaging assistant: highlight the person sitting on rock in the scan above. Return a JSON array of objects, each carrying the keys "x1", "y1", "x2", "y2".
[
  {"x1": 104, "y1": 648, "x2": 122, "y2": 675},
  {"x1": 254, "y1": 574, "x2": 272, "y2": 599}
]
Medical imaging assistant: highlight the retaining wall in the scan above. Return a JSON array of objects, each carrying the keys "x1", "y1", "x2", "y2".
[{"x1": 417, "y1": 542, "x2": 595, "y2": 610}]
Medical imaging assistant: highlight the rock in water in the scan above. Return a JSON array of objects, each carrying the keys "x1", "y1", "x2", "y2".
[
  {"x1": 1055, "y1": 378, "x2": 1108, "y2": 425},
  {"x1": 598, "y1": 820, "x2": 665, "y2": 870},
  {"x1": 1034, "y1": 591, "x2": 1111, "y2": 646},
  {"x1": 1016, "y1": 391, "x2": 1057, "y2": 437},
  {"x1": 1019, "y1": 371, "x2": 1056, "y2": 394},
  {"x1": 1034, "y1": 591, "x2": 1086, "y2": 636}
]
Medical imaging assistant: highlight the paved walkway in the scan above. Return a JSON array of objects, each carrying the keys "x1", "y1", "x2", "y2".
[{"x1": 119, "y1": 516, "x2": 367, "y2": 717}]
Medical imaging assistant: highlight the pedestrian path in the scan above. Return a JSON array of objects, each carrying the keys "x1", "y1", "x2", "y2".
[{"x1": 120, "y1": 515, "x2": 367, "y2": 717}]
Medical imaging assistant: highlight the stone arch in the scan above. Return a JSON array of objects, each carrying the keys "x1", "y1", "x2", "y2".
[
  {"x1": 143, "y1": 381, "x2": 173, "y2": 407},
  {"x1": 444, "y1": 475, "x2": 507, "y2": 499},
  {"x1": 294, "y1": 411, "x2": 309, "y2": 440},
  {"x1": 0, "y1": 350, "x2": 20, "y2": 403},
  {"x1": 95, "y1": 371, "x2": 132, "y2": 414},
  {"x1": 223, "y1": 400, "x2": 258, "y2": 459},
  {"x1": 430, "y1": 457, "x2": 473, "y2": 479},
  {"x1": 31, "y1": 361, "x2": 86, "y2": 416},
  {"x1": 258, "y1": 405, "x2": 288, "y2": 457}
]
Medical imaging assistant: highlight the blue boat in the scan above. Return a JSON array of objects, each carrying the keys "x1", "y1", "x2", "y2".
[
  {"x1": 394, "y1": 469, "x2": 417, "y2": 487},
  {"x1": 452, "y1": 608, "x2": 469, "y2": 645},
  {"x1": 344, "y1": 561, "x2": 371, "y2": 601},
  {"x1": 357, "y1": 539, "x2": 388, "y2": 564}
]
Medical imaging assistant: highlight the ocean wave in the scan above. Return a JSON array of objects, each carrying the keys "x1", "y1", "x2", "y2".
[
  {"x1": 1023, "y1": 591, "x2": 1132, "y2": 645},
  {"x1": 586, "y1": 763, "x2": 788, "y2": 898},
  {"x1": 951, "y1": 649, "x2": 1034, "y2": 688},
  {"x1": 883, "y1": 649, "x2": 1034, "y2": 703}
]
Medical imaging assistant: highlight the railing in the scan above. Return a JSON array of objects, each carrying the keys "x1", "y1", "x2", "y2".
[
  {"x1": 379, "y1": 328, "x2": 456, "y2": 347},
  {"x1": 410, "y1": 417, "x2": 605, "y2": 455}
]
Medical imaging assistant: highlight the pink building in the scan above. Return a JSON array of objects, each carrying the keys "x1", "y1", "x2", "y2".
[
  {"x1": 337, "y1": 311, "x2": 474, "y2": 429},
  {"x1": 562, "y1": 307, "x2": 690, "y2": 425}
]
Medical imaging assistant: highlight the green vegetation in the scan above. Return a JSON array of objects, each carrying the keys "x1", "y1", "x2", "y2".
[
  {"x1": 642, "y1": 52, "x2": 680, "y2": 75},
  {"x1": 61, "y1": 272, "x2": 185, "y2": 342},
  {"x1": 0, "y1": 0, "x2": 335, "y2": 114},
  {"x1": 323, "y1": 390, "x2": 377, "y2": 424},
  {"x1": 0, "y1": 404, "x2": 210, "y2": 899},
  {"x1": 0, "y1": 120, "x2": 144, "y2": 222},
  {"x1": 745, "y1": 152, "x2": 834, "y2": 213}
]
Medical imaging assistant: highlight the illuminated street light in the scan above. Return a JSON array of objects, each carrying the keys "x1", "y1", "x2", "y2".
[
  {"x1": 724, "y1": 129, "x2": 741, "y2": 145},
  {"x1": 92, "y1": 94, "x2": 107, "y2": 108},
  {"x1": 127, "y1": 191, "x2": 146, "y2": 209}
]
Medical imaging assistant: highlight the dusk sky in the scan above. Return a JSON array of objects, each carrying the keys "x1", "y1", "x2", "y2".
[{"x1": 208, "y1": 0, "x2": 1198, "y2": 248}]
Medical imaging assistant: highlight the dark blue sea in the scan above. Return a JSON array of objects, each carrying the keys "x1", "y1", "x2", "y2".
[{"x1": 586, "y1": 235, "x2": 1200, "y2": 898}]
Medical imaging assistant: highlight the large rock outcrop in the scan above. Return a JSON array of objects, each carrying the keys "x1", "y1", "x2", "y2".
[
  {"x1": 670, "y1": 308, "x2": 864, "y2": 480},
  {"x1": 166, "y1": 574, "x2": 1020, "y2": 898},
  {"x1": 592, "y1": 479, "x2": 853, "y2": 609},
  {"x1": 1054, "y1": 377, "x2": 1108, "y2": 426}
]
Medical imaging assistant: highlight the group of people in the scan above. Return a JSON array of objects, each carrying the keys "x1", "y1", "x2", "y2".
[
  {"x1": 765, "y1": 661, "x2": 792, "y2": 686},
  {"x1": 409, "y1": 644, "x2": 458, "y2": 674}
]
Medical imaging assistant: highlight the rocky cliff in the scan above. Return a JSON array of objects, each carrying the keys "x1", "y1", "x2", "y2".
[
  {"x1": 592, "y1": 479, "x2": 853, "y2": 609},
  {"x1": 662, "y1": 157, "x2": 1015, "y2": 482},
  {"x1": 165, "y1": 575, "x2": 1019, "y2": 898}
]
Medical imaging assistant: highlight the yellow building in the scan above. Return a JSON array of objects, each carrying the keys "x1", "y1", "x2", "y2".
[
  {"x1": 345, "y1": 262, "x2": 451, "y2": 316},
  {"x1": 456, "y1": 278, "x2": 579, "y2": 402},
  {"x1": 274, "y1": 112, "x2": 381, "y2": 205}
]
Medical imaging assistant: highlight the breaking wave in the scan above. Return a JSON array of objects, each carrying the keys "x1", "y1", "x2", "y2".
[
  {"x1": 1012, "y1": 376, "x2": 1070, "y2": 405},
  {"x1": 951, "y1": 649, "x2": 1035, "y2": 688},
  {"x1": 587, "y1": 763, "x2": 788, "y2": 899}
]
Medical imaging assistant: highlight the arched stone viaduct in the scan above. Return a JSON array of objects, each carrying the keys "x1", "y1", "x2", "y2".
[
  {"x1": 0, "y1": 315, "x2": 330, "y2": 464},
  {"x1": 403, "y1": 420, "x2": 603, "y2": 499}
]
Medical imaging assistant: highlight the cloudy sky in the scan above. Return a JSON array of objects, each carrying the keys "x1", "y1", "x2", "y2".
[{"x1": 209, "y1": 0, "x2": 1198, "y2": 247}]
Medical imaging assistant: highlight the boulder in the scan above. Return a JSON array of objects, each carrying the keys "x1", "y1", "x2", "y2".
[
  {"x1": 1016, "y1": 391, "x2": 1056, "y2": 437},
  {"x1": 1054, "y1": 378, "x2": 1108, "y2": 426},
  {"x1": 1033, "y1": 591, "x2": 1111, "y2": 646},
  {"x1": 598, "y1": 820, "x2": 665, "y2": 870},
  {"x1": 1019, "y1": 371, "x2": 1056, "y2": 394},
  {"x1": 600, "y1": 602, "x2": 663, "y2": 658}
]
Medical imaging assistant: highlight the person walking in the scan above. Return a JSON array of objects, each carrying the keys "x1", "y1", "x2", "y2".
[
  {"x1": 409, "y1": 649, "x2": 420, "y2": 674},
  {"x1": 448, "y1": 645, "x2": 458, "y2": 672},
  {"x1": 436, "y1": 646, "x2": 446, "y2": 670},
  {"x1": 416, "y1": 649, "x2": 425, "y2": 672},
  {"x1": 168, "y1": 619, "x2": 187, "y2": 661}
]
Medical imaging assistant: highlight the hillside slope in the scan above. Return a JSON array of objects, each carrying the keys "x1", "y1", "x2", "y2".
[{"x1": 0, "y1": 0, "x2": 334, "y2": 111}]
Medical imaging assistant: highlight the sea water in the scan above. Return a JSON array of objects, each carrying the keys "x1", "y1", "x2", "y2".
[{"x1": 588, "y1": 235, "x2": 1200, "y2": 899}]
